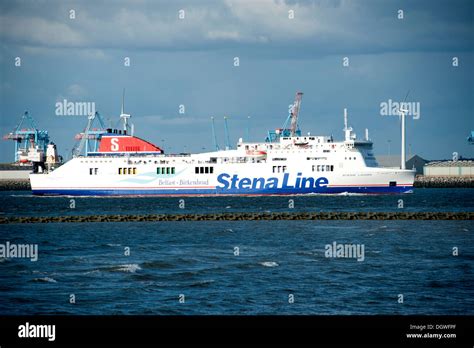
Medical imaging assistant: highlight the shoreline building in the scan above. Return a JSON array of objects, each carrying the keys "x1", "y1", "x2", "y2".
[{"x1": 423, "y1": 160, "x2": 474, "y2": 177}]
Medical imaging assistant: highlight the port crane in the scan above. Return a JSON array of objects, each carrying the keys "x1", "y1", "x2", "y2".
[
  {"x1": 266, "y1": 91, "x2": 303, "y2": 142},
  {"x1": 3, "y1": 111, "x2": 49, "y2": 163},
  {"x1": 73, "y1": 111, "x2": 107, "y2": 157}
]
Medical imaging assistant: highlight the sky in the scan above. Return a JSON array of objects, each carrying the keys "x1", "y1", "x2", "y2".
[{"x1": 0, "y1": 0, "x2": 473, "y2": 162}]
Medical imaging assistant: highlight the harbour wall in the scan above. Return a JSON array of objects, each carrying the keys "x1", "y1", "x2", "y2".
[{"x1": 1, "y1": 212, "x2": 472, "y2": 224}]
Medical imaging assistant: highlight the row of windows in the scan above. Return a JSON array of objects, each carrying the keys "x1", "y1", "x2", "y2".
[
  {"x1": 157, "y1": 167, "x2": 176, "y2": 175},
  {"x1": 307, "y1": 157, "x2": 327, "y2": 161},
  {"x1": 273, "y1": 165, "x2": 287, "y2": 173},
  {"x1": 195, "y1": 166, "x2": 214, "y2": 174},
  {"x1": 89, "y1": 168, "x2": 98, "y2": 175},
  {"x1": 118, "y1": 167, "x2": 137, "y2": 175},
  {"x1": 312, "y1": 165, "x2": 334, "y2": 172}
]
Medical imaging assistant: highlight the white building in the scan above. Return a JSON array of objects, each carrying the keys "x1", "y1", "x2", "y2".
[{"x1": 423, "y1": 160, "x2": 474, "y2": 177}]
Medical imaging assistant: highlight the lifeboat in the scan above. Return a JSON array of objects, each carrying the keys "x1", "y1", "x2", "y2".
[{"x1": 246, "y1": 150, "x2": 267, "y2": 159}]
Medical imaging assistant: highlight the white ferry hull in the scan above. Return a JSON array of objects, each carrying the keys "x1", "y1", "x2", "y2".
[{"x1": 30, "y1": 157, "x2": 415, "y2": 196}]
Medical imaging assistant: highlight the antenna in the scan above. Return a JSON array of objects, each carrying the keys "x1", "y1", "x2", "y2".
[
  {"x1": 224, "y1": 116, "x2": 231, "y2": 150},
  {"x1": 211, "y1": 117, "x2": 219, "y2": 151},
  {"x1": 343, "y1": 108, "x2": 354, "y2": 141},
  {"x1": 120, "y1": 88, "x2": 131, "y2": 132}
]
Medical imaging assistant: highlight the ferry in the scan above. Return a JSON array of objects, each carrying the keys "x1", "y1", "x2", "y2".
[{"x1": 29, "y1": 92, "x2": 415, "y2": 196}]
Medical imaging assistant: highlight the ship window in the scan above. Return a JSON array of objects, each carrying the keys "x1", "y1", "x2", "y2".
[
  {"x1": 89, "y1": 168, "x2": 93, "y2": 175},
  {"x1": 133, "y1": 168, "x2": 137, "y2": 175},
  {"x1": 94, "y1": 168, "x2": 98, "y2": 175},
  {"x1": 389, "y1": 181, "x2": 397, "y2": 187},
  {"x1": 331, "y1": 165, "x2": 334, "y2": 172},
  {"x1": 171, "y1": 167, "x2": 175, "y2": 174},
  {"x1": 200, "y1": 167, "x2": 204, "y2": 174},
  {"x1": 283, "y1": 166, "x2": 287, "y2": 173},
  {"x1": 195, "y1": 167, "x2": 199, "y2": 174},
  {"x1": 326, "y1": 165, "x2": 330, "y2": 171},
  {"x1": 128, "y1": 168, "x2": 132, "y2": 175},
  {"x1": 210, "y1": 167, "x2": 214, "y2": 174},
  {"x1": 119, "y1": 168, "x2": 122, "y2": 175},
  {"x1": 205, "y1": 167, "x2": 209, "y2": 174},
  {"x1": 166, "y1": 167, "x2": 170, "y2": 174}
]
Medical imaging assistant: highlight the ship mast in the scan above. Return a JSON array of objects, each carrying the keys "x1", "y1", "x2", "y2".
[
  {"x1": 290, "y1": 92, "x2": 303, "y2": 137},
  {"x1": 120, "y1": 89, "x2": 132, "y2": 135}
]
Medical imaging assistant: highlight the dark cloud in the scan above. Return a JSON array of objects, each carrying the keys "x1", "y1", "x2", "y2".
[{"x1": 0, "y1": 0, "x2": 472, "y2": 162}]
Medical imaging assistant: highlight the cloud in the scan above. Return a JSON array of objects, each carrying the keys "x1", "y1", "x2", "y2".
[
  {"x1": 0, "y1": 0, "x2": 471, "y2": 57},
  {"x1": 0, "y1": 15, "x2": 86, "y2": 47}
]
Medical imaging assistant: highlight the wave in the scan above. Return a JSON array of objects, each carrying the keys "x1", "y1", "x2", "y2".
[
  {"x1": 114, "y1": 264, "x2": 141, "y2": 273},
  {"x1": 260, "y1": 261, "x2": 279, "y2": 267},
  {"x1": 102, "y1": 264, "x2": 142, "y2": 273},
  {"x1": 31, "y1": 277, "x2": 57, "y2": 283},
  {"x1": 336, "y1": 192, "x2": 367, "y2": 196}
]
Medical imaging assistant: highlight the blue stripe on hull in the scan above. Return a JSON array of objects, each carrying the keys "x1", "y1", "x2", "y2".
[{"x1": 32, "y1": 186, "x2": 413, "y2": 196}]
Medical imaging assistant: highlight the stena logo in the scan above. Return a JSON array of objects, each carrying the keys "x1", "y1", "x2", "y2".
[
  {"x1": 111, "y1": 138, "x2": 119, "y2": 151},
  {"x1": 217, "y1": 173, "x2": 328, "y2": 190}
]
